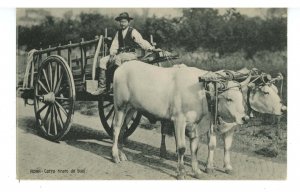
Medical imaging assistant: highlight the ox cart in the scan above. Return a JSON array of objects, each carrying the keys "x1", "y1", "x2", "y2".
[{"x1": 18, "y1": 34, "x2": 178, "y2": 141}]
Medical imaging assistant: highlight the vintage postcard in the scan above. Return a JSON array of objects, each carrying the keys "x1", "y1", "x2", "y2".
[{"x1": 16, "y1": 8, "x2": 287, "y2": 180}]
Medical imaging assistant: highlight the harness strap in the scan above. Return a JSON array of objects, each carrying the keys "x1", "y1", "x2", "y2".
[
  {"x1": 205, "y1": 89, "x2": 215, "y2": 134},
  {"x1": 204, "y1": 81, "x2": 219, "y2": 135},
  {"x1": 201, "y1": 73, "x2": 250, "y2": 134},
  {"x1": 246, "y1": 87, "x2": 253, "y2": 116},
  {"x1": 213, "y1": 82, "x2": 219, "y2": 125}
]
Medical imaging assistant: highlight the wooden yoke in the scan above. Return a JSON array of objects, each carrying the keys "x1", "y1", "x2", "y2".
[{"x1": 199, "y1": 72, "x2": 232, "y2": 128}]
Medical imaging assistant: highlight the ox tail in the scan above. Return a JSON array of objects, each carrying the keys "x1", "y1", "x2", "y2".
[
  {"x1": 174, "y1": 115, "x2": 187, "y2": 156},
  {"x1": 113, "y1": 65, "x2": 130, "y2": 111}
]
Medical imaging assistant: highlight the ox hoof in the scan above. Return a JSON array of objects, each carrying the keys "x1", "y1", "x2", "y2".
[
  {"x1": 159, "y1": 151, "x2": 167, "y2": 159},
  {"x1": 119, "y1": 151, "x2": 128, "y2": 161},
  {"x1": 176, "y1": 167, "x2": 186, "y2": 180},
  {"x1": 225, "y1": 169, "x2": 234, "y2": 175},
  {"x1": 112, "y1": 156, "x2": 121, "y2": 163},
  {"x1": 176, "y1": 174, "x2": 186, "y2": 180},
  {"x1": 194, "y1": 172, "x2": 202, "y2": 179},
  {"x1": 205, "y1": 167, "x2": 215, "y2": 174},
  {"x1": 160, "y1": 147, "x2": 167, "y2": 159}
]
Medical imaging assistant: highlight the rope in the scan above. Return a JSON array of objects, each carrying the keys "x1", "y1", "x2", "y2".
[
  {"x1": 217, "y1": 69, "x2": 265, "y2": 93},
  {"x1": 163, "y1": 50, "x2": 176, "y2": 66}
]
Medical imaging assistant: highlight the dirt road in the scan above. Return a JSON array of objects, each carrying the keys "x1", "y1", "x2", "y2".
[{"x1": 16, "y1": 98, "x2": 286, "y2": 180}]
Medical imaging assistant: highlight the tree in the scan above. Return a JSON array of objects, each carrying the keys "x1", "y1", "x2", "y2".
[
  {"x1": 17, "y1": 9, "x2": 287, "y2": 56},
  {"x1": 178, "y1": 8, "x2": 223, "y2": 51},
  {"x1": 141, "y1": 16, "x2": 179, "y2": 49}
]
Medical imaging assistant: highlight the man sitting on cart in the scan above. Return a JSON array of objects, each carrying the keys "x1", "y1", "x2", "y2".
[{"x1": 92, "y1": 12, "x2": 160, "y2": 95}]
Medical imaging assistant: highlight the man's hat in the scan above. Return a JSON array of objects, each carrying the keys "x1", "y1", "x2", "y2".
[{"x1": 115, "y1": 12, "x2": 133, "y2": 21}]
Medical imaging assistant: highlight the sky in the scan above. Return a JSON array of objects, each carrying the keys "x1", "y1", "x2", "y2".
[{"x1": 17, "y1": 8, "x2": 285, "y2": 20}]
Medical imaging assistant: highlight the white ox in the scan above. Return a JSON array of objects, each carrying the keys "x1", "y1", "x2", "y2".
[
  {"x1": 205, "y1": 69, "x2": 287, "y2": 174},
  {"x1": 112, "y1": 61, "x2": 249, "y2": 179},
  {"x1": 159, "y1": 68, "x2": 287, "y2": 175}
]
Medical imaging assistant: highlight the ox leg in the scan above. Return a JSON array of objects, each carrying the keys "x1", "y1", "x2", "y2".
[
  {"x1": 160, "y1": 121, "x2": 167, "y2": 159},
  {"x1": 117, "y1": 108, "x2": 137, "y2": 161},
  {"x1": 112, "y1": 109, "x2": 126, "y2": 163},
  {"x1": 206, "y1": 126, "x2": 217, "y2": 174},
  {"x1": 222, "y1": 129, "x2": 234, "y2": 174},
  {"x1": 189, "y1": 132, "x2": 203, "y2": 179},
  {"x1": 174, "y1": 115, "x2": 187, "y2": 180},
  {"x1": 160, "y1": 120, "x2": 173, "y2": 159}
]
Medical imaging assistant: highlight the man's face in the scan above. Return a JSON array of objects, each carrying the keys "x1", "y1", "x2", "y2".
[{"x1": 119, "y1": 19, "x2": 129, "y2": 30}]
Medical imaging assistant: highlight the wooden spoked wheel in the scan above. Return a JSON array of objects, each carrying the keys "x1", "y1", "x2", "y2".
[
  {"x1": 34, "y1": 55, "x2": 75, "y2": 141},
  {"x1": 98, "y1": 93, "x2": 142, "y2": 139}
]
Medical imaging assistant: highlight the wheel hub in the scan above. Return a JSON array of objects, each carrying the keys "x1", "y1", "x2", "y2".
[{"x1": 43, "y1": 92, "x2": 56, "y2": 104}]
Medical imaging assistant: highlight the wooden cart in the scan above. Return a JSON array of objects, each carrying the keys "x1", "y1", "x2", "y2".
[{"x1": 18, "y1": 34, "x2": 178, "y2": 141}]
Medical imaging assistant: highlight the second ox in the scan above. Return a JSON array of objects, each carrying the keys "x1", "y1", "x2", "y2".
[
  {"x1": 111, "y1": 60, "x2": 250, "y2": 179},
  {"x1": 159, "y1": 68, "x2": 287, "y2": 174}
]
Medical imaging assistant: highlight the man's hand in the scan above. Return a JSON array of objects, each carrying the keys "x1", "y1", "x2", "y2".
[
  {"x1": 109, "y1": 54, "x2": 116, "y2": 64},
  {"x1": 106, "y1": 54, "x2": 116, "y2": 69},
  {"x1": 152, "y1": 48, "x2": 162, "y2": 52}
]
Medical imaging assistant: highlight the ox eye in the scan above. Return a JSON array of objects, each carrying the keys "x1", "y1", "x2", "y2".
[
  {"x1": 263, "y1": 91, "x2": 269, "y2": 95},
  {"x1": 226, "y1": 98, "x2": 233, "y2": 102}
]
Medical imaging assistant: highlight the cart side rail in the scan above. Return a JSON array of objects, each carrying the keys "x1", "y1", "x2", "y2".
[
  {"x1": 19, "y1": 36, "x2": 104, "y2": 90},
  {"x1": 18, "y1": 35, "x2": 105, "y2": 105}
]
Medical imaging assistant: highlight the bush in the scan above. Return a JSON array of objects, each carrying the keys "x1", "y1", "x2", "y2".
[
  {"x1": 173, "y1": 49, "x2": 287, "y2": 103},
  {"x1": 17, "y1": 8, "x2": 287, "y2": 57}
]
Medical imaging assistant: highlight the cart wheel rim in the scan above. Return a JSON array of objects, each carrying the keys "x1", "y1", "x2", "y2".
[
  {"x1": 98, "y1": 95, "x2": 141, "y2": 139},
  {"x1": 34, "y1": 55, "x2": 75, "y2": 141}
]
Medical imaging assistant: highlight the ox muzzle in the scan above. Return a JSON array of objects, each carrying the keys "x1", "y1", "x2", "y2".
[
  {"x1": 281, "y1": 105, "x2": 287, "y2": 113},
  {"x1": 242, "y1": 115, "x2": 250, "y2": 123}
]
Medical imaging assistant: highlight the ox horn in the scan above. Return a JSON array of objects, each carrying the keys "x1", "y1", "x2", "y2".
[
  {"x1": 273, "y1": 73, "x2": 283, "y2": 81},
  {"x1": 240, "y1": 73, "x2": 252, "y2": 88},
  {"x1": 261, "y1": 73, "x2": 272, "y2": 83}
]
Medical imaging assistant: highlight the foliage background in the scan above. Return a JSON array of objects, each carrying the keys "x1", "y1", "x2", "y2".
[{"x1": 17, "y1": 8, "x2": 286, "y2": 56}]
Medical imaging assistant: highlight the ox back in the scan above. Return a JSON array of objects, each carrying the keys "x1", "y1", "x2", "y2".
[{"x1": 113, "y1": 60, "x2": 210, "y2": 122}]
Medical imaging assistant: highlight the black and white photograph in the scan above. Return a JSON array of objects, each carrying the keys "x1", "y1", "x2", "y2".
[{"x1": 15, "y1": 7, "x2": 288, "y2": 180}]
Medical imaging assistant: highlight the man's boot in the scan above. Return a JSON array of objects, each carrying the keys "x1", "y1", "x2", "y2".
[{"x1": 91, "y1": 69, "x2": 106, "y2": 95}]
